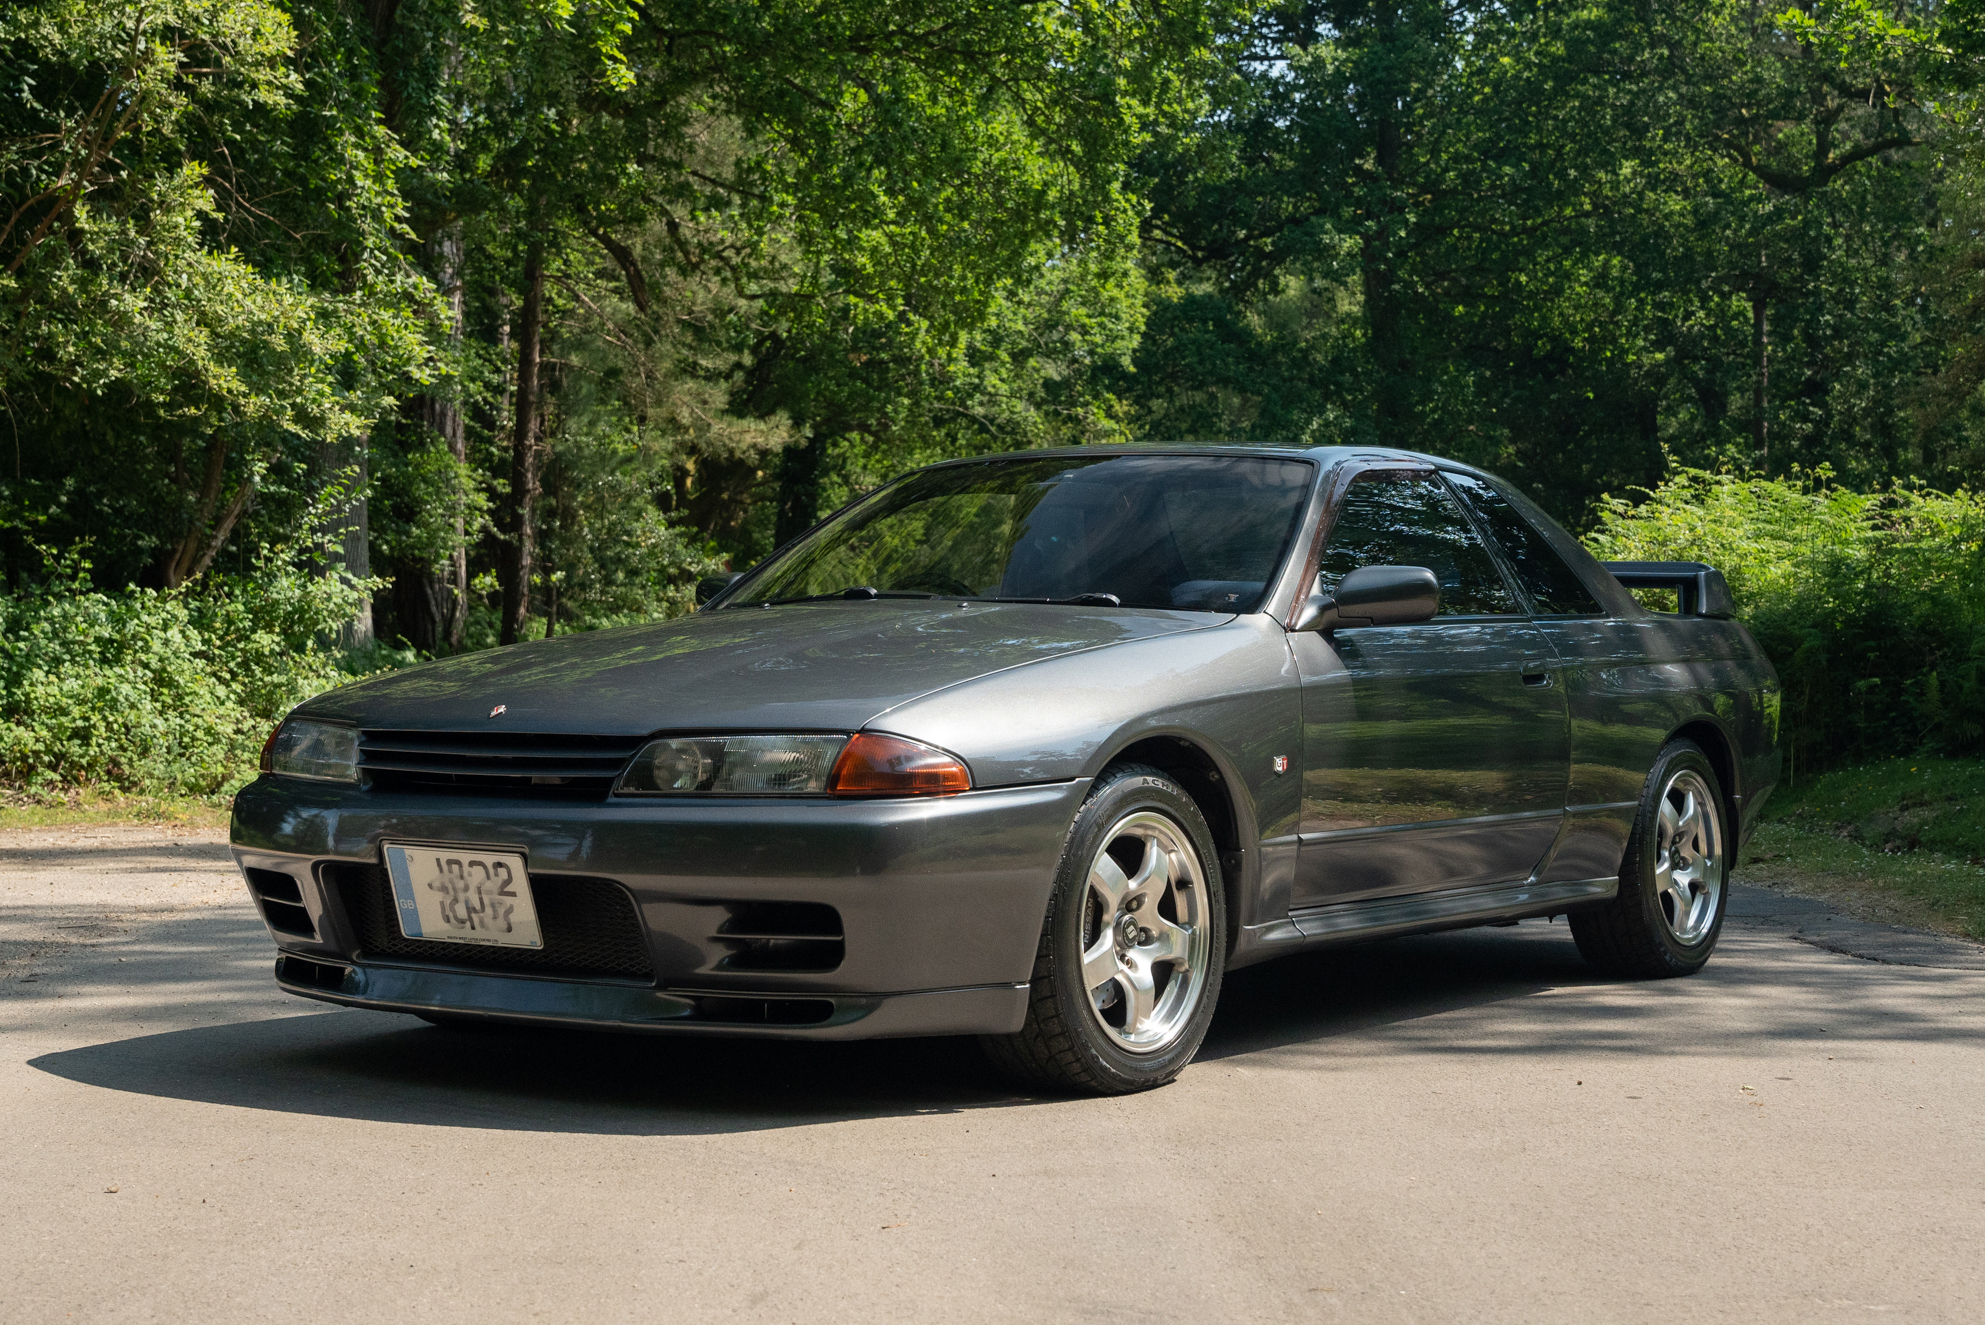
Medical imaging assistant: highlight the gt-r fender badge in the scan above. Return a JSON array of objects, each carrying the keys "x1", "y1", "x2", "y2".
[
  {"x1": 1272, "y1": 755, "x2": 1289, "y2": 774},
  {"x1": 489, "y1": 704, "x2": 507, "y2": 718}
]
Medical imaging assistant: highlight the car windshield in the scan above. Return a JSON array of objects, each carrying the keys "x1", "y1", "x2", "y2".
[{"x1": 727, "y1": 454, "x2": 1316, "y2": 613}]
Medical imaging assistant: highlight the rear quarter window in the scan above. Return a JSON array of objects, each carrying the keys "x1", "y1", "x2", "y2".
[{"x1": 1443, "y1": 472, "x2": 1604, "y2": 616}]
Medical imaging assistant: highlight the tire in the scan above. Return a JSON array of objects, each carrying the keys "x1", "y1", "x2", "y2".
[
  {"x1": 982, "y1": 764, "x2": 1227, "y2": 1095},
  {"x1": 1570, "y1": 739, "x2": 1730, "y2": 978}
]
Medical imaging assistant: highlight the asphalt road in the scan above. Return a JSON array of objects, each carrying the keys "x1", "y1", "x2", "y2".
[{"x1": 3, "y1": 825, "x2": 1983, "y2": 1324}]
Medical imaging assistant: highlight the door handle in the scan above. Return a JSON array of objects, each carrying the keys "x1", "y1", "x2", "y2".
[{"x1": 1520, "y1": 668, "x2": 1554, "y2": 688}]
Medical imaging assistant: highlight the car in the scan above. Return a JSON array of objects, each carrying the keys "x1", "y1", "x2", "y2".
[{"x1": 231, "y1": 445, "x2": 1781, "y2": 1094}]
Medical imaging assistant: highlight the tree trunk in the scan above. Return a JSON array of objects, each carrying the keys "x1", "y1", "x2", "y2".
[
  {"x1": 315, "y1": 439, "x2": 374, "y2": 649},
  {"x1": 542, "y1": 452, "x2": 561, "y2": 638},
  {"x1": 499, "y1": 240, "x2": 546, "y2": 646},
  {"x1": 774, "y1": 431, "x2": 828, "y2": 548},
  {"x1": 390, "y1": 555, "x2": 447, "y2": 653},
  {"x1": 164, "y1": 435, "x2": 231, "y2": 588},
  {"x1": 186, "y1": 476, "x2": 257, "y2": 585},
  {"x1": 1751, "y1": 291, "x2": 1770, "y2": 472},
  {"x1": 433, "y1": 223, "x2": 470, "y2": 649},
  {"x1": 394, "y1": 224, "x2": 469, "y2": 652},
  {"x1": 1363, "y1": 4, "x2": 1410, "y2": 445},
  {"x1": 163, "y1": 434, "x2": 263, "y2": 589},
  {"x1": 340, "y1": 442, "x2": 374, "y2": 649},
  {"x1": 1363, "y1": 236, "x2": 1406, "y2": 443}
]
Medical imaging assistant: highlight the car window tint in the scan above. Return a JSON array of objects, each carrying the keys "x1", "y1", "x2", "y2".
[
  {"x1": 1316, "y1": 474, "x2": 1519, "y2": 616},
  {"x1": 1163, "y1": 486, "x2": 1296, "y2": 582},
  {"x1": 733, "y1": 455, "x2": 1314, "y2": 613},
  {"x1": 1443, "y1": 472, "x2": 1603, "y2": 615}
]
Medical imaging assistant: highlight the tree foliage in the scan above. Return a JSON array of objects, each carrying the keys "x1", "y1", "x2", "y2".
[
  {"x1": 1589, "y1": 468, "x2": 1985, "y2": 773},
  {"x1": 9, "y1": 0, "x2": 1985, "y2": 797},
  {"x1": 1123, "y1": 0, "x2": 1971, "y2": 524}
]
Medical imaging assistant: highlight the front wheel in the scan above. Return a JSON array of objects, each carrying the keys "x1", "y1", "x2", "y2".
[
  {"x1": 982, "y1": 764, "x2": 1226, "y2": 1095},
  {"x1": 1570, "y1": 739, "x2": 1730, "y2": 978}
]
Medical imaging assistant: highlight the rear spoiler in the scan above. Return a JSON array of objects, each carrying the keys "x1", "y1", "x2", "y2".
[{"x1": 1601, "y1": 561, "x2": 1736, "y2": 619}]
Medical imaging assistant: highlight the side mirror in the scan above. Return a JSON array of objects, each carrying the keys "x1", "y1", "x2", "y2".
[
  {"x1": 695, "y1": 572, "x2": 743, "y2": 606},
  {"x1": 1293, "y1": 565, "x2": 1440, "y2": 633}
]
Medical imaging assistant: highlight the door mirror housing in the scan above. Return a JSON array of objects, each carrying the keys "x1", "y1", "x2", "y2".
[
  {"x1": 1293, "y1": 565, "x2": 1441, "y2": 633},
  {"x1": 695, "y1": 572, "x2": 743, "y2": 606}
]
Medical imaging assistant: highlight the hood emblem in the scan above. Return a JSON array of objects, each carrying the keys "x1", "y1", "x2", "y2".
[{"x1": 489, "y1": 704, "x2": 507, "y2": 718}]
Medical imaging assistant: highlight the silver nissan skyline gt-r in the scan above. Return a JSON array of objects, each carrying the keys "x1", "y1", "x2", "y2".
[{"x1": 231, "y1": 445, "x2": 1780, "y2": 1094}]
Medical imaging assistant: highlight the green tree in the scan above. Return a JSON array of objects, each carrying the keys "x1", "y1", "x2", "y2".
[
  {"x1": 0, "y1": 0, "x2": 432, "y2": 587},
  {"x1": 1122, "y1": 0, "x2": 1954, "y2": 525}
]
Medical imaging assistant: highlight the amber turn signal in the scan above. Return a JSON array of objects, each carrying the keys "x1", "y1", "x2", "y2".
[{"x1": 827, "y1": 733, "x2": 972, "y2": 797}]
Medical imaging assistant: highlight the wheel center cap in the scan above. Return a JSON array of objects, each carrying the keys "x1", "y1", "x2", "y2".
[{"x1": 1115, "y1": 913, "x2": 1140, "y2": 950}]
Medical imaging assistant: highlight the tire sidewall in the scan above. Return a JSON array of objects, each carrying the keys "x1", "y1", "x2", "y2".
[
  {"x1": 1624, "y1": 741, "x2": 1730, "y2": 968},
  {"x1": 1046, "y1": 767, "x2": 1227, "y2": 1091}
]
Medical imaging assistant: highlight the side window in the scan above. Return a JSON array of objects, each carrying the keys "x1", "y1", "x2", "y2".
[
  {"x1": 1316, "y1": 473, "x2": 1519, "y2": 616},
  {"x1": 1443, "y1": 472, "x2": 1603, "y2": 616}
]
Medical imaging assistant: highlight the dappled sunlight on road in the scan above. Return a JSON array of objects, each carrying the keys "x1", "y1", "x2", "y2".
[
  {"x1": 1209, "y1": 924, "x2": 1985, "y2": 1074},
  {"x1": 1, "y1": 905, "x2": 288, "y2": 1038}
]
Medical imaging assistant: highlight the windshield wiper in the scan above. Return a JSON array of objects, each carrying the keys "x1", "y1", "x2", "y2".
[
  {"x1": 754, "y1": 585, "x2": 941, "y2": 607},
  {"x1": 752, "y1": 586, "x2": 1125, "y2": 609},
  {"x1": 972, "y1": 593, "x2": 1123, "y2": 607}
]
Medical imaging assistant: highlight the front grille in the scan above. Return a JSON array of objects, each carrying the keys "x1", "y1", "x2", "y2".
[
  {"x1": 326, "y1": 863, "x2": 656, "y2": 983},
  {"x1": 358, "y1": 730, "x2": 645, "y2": 797}
]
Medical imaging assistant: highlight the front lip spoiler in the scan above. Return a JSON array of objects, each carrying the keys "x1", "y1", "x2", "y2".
[{"x1": 273, "y1": 955, "x2": 1029, "y2": 1040}]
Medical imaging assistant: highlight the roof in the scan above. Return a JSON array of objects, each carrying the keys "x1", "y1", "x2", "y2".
[{"x1": 922, "y1": 442, "x2": 1501, "y2": 482}]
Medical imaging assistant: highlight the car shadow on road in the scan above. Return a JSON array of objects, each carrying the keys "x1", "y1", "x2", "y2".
[
  {"x1": 1198, "y1": 923, "x2": 1594, "y2": 1063},
  {"x1": 23, "y1": 925, "x2": 1602, "y2": 1136}
]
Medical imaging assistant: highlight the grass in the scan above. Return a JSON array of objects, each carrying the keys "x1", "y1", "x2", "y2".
[
  {"x1": 1739, "y1": 756, "x2": 1985, "y2": 940},
  {"x1": 0, "y1": 788, "x2": 231, "y2": 834}
]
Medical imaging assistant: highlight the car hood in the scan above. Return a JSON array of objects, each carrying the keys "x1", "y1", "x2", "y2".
[{"x1": 296, "y1": 601, "x2": 1227, "y2": 735}]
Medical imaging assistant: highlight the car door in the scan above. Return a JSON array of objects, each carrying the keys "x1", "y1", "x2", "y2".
[
  {"x1": 1442, "y1": 469, "x2": 1670, "y2": 885},
  {"x1": 1288, "y1": 468, "x2": 1571, "y2": 909}
]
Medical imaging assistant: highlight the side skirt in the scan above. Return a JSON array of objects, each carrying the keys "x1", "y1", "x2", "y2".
[{"x1": 1284, "y1": 876, "x2": 1619, "y2": 946}]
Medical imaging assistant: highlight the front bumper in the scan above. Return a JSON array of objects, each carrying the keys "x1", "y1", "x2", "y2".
[{"x1": 231, "y1": 776, "x2": 1087, "y2": 1038}]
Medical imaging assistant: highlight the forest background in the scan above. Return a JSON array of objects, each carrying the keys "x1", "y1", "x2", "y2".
[{"x1": 4, "y1": 0, "x2": 1985, "y2": 807}]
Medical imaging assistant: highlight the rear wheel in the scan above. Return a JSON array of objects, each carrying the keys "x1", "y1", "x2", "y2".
[
  {"x1": 982, "y1": 765, "x2": 1226, "y2": 1095},
  {"x1": 1570, "y1": 739, "x2": 1729, "y2": 978}
]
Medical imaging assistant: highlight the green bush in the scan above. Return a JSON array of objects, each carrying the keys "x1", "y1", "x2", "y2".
[
  {"x1": 1587, "y1": 469, "x2": 1985, "y2": 775},
  {"x1": 0, "y1": 546, "x2": 371, "y2": 797}
]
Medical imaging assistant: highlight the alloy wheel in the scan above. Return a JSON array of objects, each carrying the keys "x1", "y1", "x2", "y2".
[
  {"x1": 1653, "y1": 768, "x2": 1724, "y2": 944},
  {"x1": 1079, "y1": 810, "x2": 1212, "y2": 1053}
]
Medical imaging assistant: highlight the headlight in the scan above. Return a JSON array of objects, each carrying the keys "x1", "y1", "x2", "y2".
[
  {"x1": 615, "y1": 732, "x2": 971, "y2": 797},
  {"x1": 617, "y1": 734, "x2": 847, "y2": 795},
  {"x1": 263, "y1": 718, "x2": 359, "y2": 783}
]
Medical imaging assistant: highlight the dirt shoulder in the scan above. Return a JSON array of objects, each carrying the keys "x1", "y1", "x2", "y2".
[{"x1": 0, "y1": 794, "x2": 230, "y2": 835}]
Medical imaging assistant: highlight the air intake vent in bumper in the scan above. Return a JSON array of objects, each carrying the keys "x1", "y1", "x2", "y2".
[
  {"x1": 712, "y1": 901, "x2": 844, "y2": 973},
  {"x1": 326, "y1": 864, "x2": 656, "y2": 983},
  {"x1": 688, "y1": 994, "x2": 836, "y2": 1025},
  {"x1": 245, "y1": 867, "x2": 316, "y2": 938},
  {"x1": 276, "y1": 954, "x2": 349, "y2": 991}
]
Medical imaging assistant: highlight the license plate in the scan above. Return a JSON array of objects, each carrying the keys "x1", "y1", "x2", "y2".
[{"x1": 382, "y1": 844, "x2": 543, "y2": 949}]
